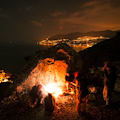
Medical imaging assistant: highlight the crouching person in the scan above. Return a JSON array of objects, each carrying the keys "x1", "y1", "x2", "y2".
[
  {"x1": 76, "y1": 74, "x2": 89, "y2": 115},
  {"x1": 29, "y1": 83, "x2": 42, "y2": 107},
  {"x1": 44, "y1": 93, "x2": 55, "y2": 115}
]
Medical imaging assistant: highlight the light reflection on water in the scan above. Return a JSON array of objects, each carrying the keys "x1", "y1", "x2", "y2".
[
  {"x1": 43, "y1": 44, "x2": 88, "y2": 52},
  {"x1": 0, "y1": 44, "x2": 52, "y2": 74},
  {"x1": 70, "y1": 45, "x2": 88, "y2": 52}
]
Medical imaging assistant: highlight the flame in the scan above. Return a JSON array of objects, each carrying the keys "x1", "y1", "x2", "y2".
[
  {"x1": 3, "y1": 79, "x2": 8, "y2": 82},
  {"x1": 0, "y1": 70, "x2": 13, "y2": 83},
  {"x1": 42, "y1": 83, "x2": 63, "y2": 98}
]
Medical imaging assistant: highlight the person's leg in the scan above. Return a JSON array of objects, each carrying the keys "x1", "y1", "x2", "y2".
[
  {"x1": 77, "y1": 101, "x2": 82, "y2": 115},
  {"x1": 103, "y1": 85, "x2": 109, "y2": 106}
]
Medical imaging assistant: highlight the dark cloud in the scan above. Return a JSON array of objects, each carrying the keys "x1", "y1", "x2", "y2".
[
  {"x1": 26, "y1": 6, "x2": 33, "y2": 11},
  {"x1": 31, "y1": 20, "x2": 43, "y2": 27},
  {"x1": 57, "y1": 1, "x2": 120, "y2": 31},
  {"x1": 0, "y1": 0, "x2": 120, "y2": 44},
  {"x1": 0, "y1": 14, "x2": 8, "y2": 18},
  {"x1": 51, "y1": 11, "x2": 67, "y2": 17},
  {"x1": 0, "y1": 8, "x2": 8, "y2": 18}
]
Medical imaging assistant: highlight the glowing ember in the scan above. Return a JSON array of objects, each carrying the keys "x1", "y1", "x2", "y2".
[
  {"x1": 3, "y1": 79, "x2": 8, "y2": 82},
  {"x1": 42, "y1": 83, "x2": 63, "y2": 98}
]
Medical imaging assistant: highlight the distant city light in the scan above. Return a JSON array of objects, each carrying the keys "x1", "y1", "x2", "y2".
[{"x1": 39, "y1": 36, "x2": 109, "y2": 49}]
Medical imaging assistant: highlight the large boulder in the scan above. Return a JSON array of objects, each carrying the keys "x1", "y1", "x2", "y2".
[{"x1": 1, "y1": 43, "x2": 83, "y2": 101}]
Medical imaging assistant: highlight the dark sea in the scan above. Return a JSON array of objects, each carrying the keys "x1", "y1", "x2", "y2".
[
  {"x1": 0, "y1": 43, "x2": 86, "y2": 74},
  {"x1": 0, "y1": 43, "x2": 53, "y2": 74}
]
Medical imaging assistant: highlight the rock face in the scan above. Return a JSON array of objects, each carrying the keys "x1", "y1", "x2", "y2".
[
  {"x1": 22, "y1": 42, "x2": 82, "y2": 75},
  {"x1": 17, "y1": 58, "x2": 68, "y2": 94},
  {"x1": 2, "y1": 42, "x2": 83, "y2": 100},
  {"x1": 18, "y1": 43, "x2": 83, "y2": 91}
]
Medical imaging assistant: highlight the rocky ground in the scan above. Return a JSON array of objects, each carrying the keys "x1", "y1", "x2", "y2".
[
  {"x1": 0, "y1": 61, "x2": 120, "y2": 120},
  {"x1": 0, "y1": 86, "x2": 120, "y2": 120},
  {"x1": 0, "y1": 60, "x2": 120, "y2": 120}
]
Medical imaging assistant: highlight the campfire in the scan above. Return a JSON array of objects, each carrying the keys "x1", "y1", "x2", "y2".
[
  {"x1": 14, "y1": 46, "x2": 81, "y2": 109},
  {"x1": 0, "y1": 70, "x2": 13, "y2": 83},
  {"x1": 16, "y1": 58, "x2": 76, "y2": 106},
  {"x1": 42, "y1": 83, "x2": 63, "y2": 98}
]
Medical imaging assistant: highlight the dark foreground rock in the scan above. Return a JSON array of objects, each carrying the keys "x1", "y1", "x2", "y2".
[{"x1": 0, "y1": 92, "x2": 120, "y2": 120}]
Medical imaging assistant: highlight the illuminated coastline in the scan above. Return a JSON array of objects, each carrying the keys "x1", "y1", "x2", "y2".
[{"x1": 39, "y1": 36, "x2": 109, "y2": 52}]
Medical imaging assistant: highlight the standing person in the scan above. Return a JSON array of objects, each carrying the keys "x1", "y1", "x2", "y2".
[
  {"x1": 65, "y1": 70, "x2": 75, "y2": 92},
  {"x1": 102, "y1": 61, "x2": 117, "y2": 107},
  {"x1": 65, "y1": 70, "x2": 89, "y2": 114},
  {"x1": 76, "y1": 73, "x2": 89, "y2": 115}
]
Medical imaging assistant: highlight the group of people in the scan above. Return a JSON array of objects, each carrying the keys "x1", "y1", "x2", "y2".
[
  {"x1": 65, "y1": 60, "x2": 117, "y2": 115},
  {"x1": 28, "y1": 60, "x2": 117, "y2": 115}
]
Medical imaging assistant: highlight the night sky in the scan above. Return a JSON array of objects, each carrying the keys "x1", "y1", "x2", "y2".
[{"x1": 0, "y1": 0, "x2": 120, "y2": 44}]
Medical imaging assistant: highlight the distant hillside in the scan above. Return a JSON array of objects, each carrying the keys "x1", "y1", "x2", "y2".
[
  {"x1": 79, "y1": 32, "x2": 120, "y2": 69},
  {"x1": 49, "y1": 30, "x2": 118, "y2": 40}
]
